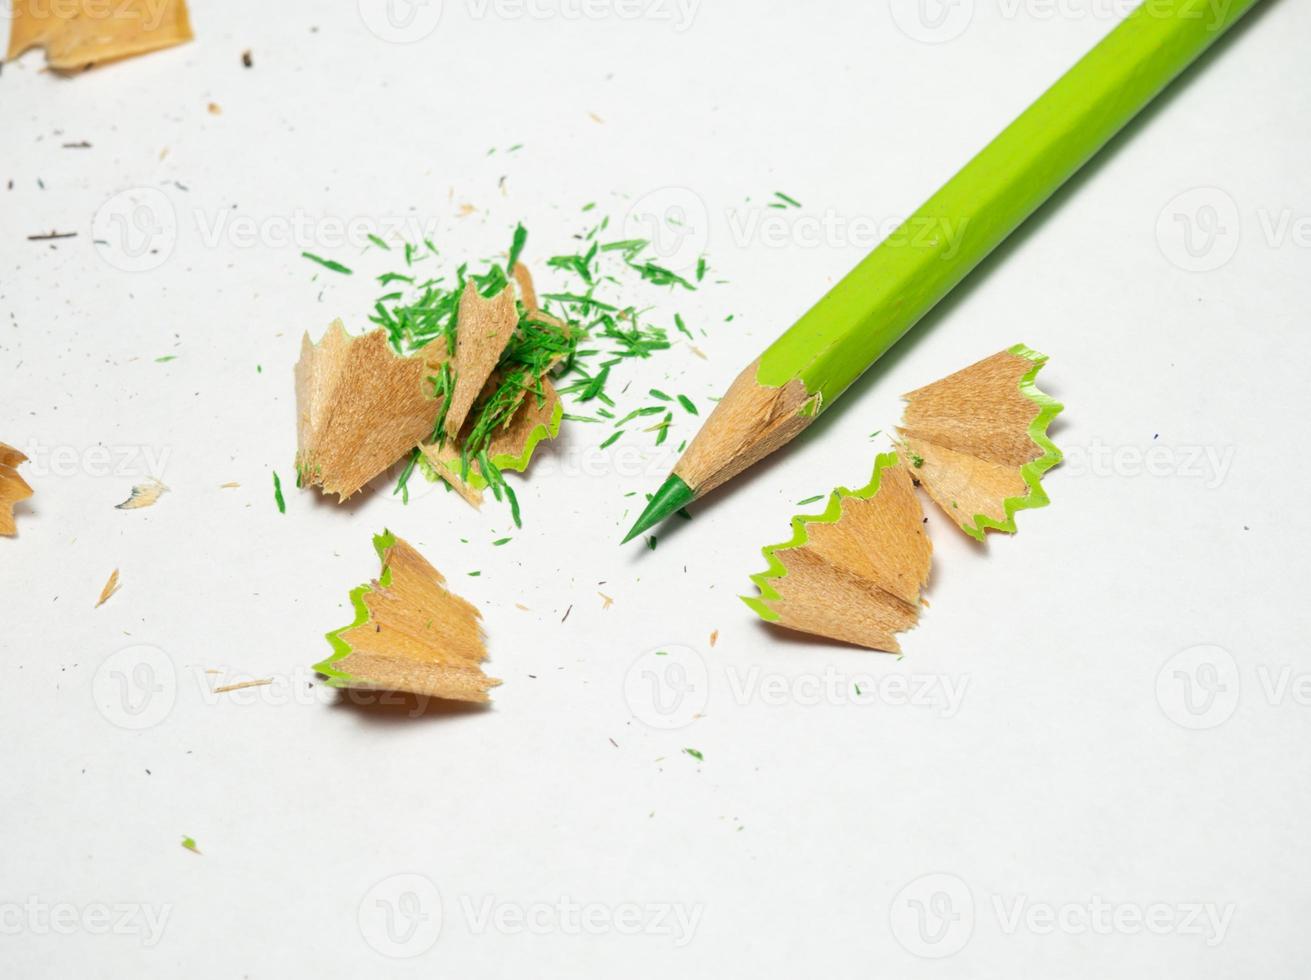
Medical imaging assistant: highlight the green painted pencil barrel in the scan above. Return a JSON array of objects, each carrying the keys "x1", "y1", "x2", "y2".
[{"x1": 757, "y1": 0, "x2": 1259, "y2": 404}]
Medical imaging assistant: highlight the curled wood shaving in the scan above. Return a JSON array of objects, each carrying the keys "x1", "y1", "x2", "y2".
[
  {"x1": 294, "y1": 321, "x2": 442, "y2": 501},
  {"x1": 0, "y1": 442, "x2": 34, "y2": 537},
  {"x1": 898, "y1": 346, "x2": 1061, "y2": 540},
  {"x1": 746, "y1": 456, "x2": 931, "y2": 653},
  {"x1": 316, "y1": 533, "x2": 500, "y2": 704}
]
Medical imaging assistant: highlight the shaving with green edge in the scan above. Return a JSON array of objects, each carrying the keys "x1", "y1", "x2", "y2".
[
  {"x1": 743, "y1": 345, "x2": 1063, "y2": 652},
  {"x1": 314, "y1": 530, "x2": 500, "y2": 703},
  {"x1": 301, "y1": 212, "x2": 717, "y2": 523}
]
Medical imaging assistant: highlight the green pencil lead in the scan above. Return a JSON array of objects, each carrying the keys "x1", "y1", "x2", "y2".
[
  {"x1": 623, "y1": 474, "x2": 693, "y2": 543},
  {"x1": 676, "y1": 394, "x2": 698, "y2": 416}
]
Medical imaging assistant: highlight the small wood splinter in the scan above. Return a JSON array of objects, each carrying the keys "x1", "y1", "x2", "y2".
[
  {"x1": 743, "y1": 454, "x2": 931, "y2": 653},
  {"x1": 115, "y1": 478, "x2": 168, "y2": 510},
  {"x1": 0, "y1": 442, "x2": 34, "y2": 537},
  {"x1": 315, "y1": 531, "x2": 501, "y2": 704}
]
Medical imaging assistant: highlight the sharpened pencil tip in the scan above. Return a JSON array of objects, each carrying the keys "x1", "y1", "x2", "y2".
[{"x1": 623, "y1": 474, "x2": 694, "y2": 543}]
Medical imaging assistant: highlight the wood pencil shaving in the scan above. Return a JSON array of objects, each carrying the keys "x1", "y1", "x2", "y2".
[
  {"x1": 0, "y1": 442, "x2": 34, "y2": 537},
  {"x1": 294, "y1": 321, "x2": 443, "y2": 501},
  {"x1": 7, "y1": 0, "x2": 193, "y2": 72},
  {"x1": 898, "y1": 344, "x2": 1062, "y2": 540},
  {"x1": 744, "y1": 454, "x2": 931, "y2": 653},
  {"x1": 315, "y1": 532, "x2": 500, "y2": 704}
]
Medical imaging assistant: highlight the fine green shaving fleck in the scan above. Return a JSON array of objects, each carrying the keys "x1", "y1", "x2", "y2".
[
  {"x1": 272, "y1": 471, "x2": 286, "y2": 513},
  {"x1": 302, "y1": 251, "x2": 353, "y2": 275}
]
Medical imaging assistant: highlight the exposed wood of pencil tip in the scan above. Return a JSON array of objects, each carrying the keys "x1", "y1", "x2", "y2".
[{"x1": 673, "y1": 357, "x2": 816, "y2": 497}]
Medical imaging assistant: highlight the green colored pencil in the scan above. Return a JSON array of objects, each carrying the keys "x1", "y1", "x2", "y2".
[{"x1": 625, "y1": 0, "x2": 1259, "y2": 543}]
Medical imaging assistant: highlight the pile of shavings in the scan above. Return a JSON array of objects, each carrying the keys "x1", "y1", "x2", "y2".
[{"x1": 318, "y1": 215, "x2": 722, "y2": 522}]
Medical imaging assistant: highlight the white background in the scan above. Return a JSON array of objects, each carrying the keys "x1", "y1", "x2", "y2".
[{"x1": 2, "y1": 0, "x2": 1309, "y2": 976}]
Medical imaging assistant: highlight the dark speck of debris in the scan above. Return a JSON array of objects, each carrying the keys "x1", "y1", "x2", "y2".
[
  {"x1": 242, "y1": 49, "x2": 253, "y2": 67},
  {"x1": 561, "y1": 604, "x2": 573, "y2": 623},
  {"x1": 62, "y1": 141, "x2": 92, "y2": 149},
  {"x1": 28, "y1": 230, "x2": 77, "y2": 241}
]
